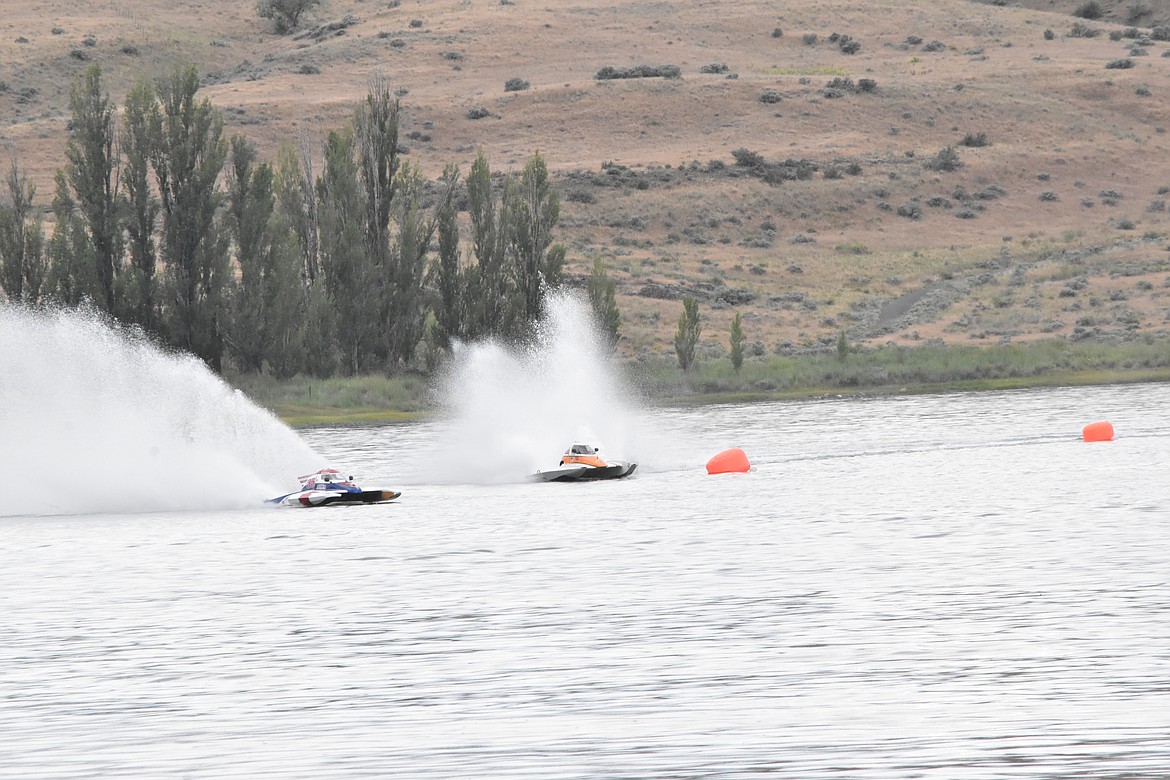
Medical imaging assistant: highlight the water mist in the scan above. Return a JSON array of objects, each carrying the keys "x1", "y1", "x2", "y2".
[
  {"x1": 0, "y1": 305, "x2": 322, "y2": 517},
  {"x1": 424, "y1": 292, "x2": 657, "y2": 483}
]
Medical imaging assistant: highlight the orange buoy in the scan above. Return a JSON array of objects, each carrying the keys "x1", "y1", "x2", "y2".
[
  {"x1": 1082, "y1": 421, "x2": 1114, "y2": 442},
  {"x1": 706, "y1": 447, "x2": 751, "y2": 474}
]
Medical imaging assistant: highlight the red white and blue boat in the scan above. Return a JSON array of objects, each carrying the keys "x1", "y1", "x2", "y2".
[{"x1": 267, "y1": 469, "x2": 401, "y2": 508}]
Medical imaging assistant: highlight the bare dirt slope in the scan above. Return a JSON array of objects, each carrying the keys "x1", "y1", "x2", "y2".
[{"x1": 3, "y1": 0, "x2": 1170, "y2": 359}]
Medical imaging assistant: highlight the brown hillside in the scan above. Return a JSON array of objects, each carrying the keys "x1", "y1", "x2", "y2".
[{"x1": 3, "y1": 0, "x2": 1170, "y2": 360}]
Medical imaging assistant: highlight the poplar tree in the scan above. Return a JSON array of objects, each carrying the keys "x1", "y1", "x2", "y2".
[
  {"x1": 465, "y1": 150, "x2": 510, "y2": 339},
  {"x1": 385, "y1": 163, "x2": 427, "y2": 367},
  {"x1": 273, "y1": 140, "x2": 327, "y2": 376},
  {"x1": 384, "y1": 163, "x2": 458, "y2": 368},
  {"x1": 354, "y1": 76, "x2": 399, "y2": 366},
  {"x1": 675, "y1": 295, "x2": 701, "y2": 371},
  {"x1": 317, "y1": 127, "x2": 373, "y2": 374},
  {"x1": 64, "y1": 65, "x2": 122, "y2": 314},
  {"x1": 0, "y1": 157, "x2": 47, "y2": 305},
  {"x1": 227, "y1": 136, "x2": 275, "y2": 371},
  {"x1": 729, "y1": 311, "x2": 745, "y2": 373},
  {"x1": 431, "y1": 177, "x2": 463, "y2": 349},
  {"x1": 45, "y1": 170, "x2": 98, "y2": 307},
  {"x1": 260, "y1": 204, "x2": 306, "y2": 378},
  {"x1": 273, "y1": 140, "x2": 318, "y2": 284},
  {"x1": 121, "y1": 80, "x2": 160, "y2": 333},
  {"x1": 506, "y1": 152, "x2": 563, "y2": 327},
  {"x1": 151, "y1": 65, "x2": 230, "y2": 369},
  {"x1": 586, "y1": 256, "x2": 621, "y2": 353}
]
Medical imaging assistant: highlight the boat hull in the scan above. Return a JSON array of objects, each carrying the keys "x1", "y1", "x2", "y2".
[
  {"x1": 268, "y1": 488, "x2": 401, "y2": 507},
  {"x1": 532, "y1": 462, "x2": 637, "y2": 482},
  {"x1": 534, "y1": 466, "x2": 588, "y2": 482}
]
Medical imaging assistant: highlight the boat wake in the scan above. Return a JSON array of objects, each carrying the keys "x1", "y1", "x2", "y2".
[
  {"x1": 422, "y1": 292, "x2": 661, "y2": 484},
  {"x1": 0, "y1": 305, "x2": 322, "y2": 517}
]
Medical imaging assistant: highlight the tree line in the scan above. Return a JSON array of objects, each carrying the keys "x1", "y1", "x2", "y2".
[{"x1": 0, "y1": 65, "x2": 623, "y2": 376}]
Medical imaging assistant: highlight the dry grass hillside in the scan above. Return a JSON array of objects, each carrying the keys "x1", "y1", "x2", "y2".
[{"x1": 4, "y1": 0, "x2": 1170, "y2": 362}]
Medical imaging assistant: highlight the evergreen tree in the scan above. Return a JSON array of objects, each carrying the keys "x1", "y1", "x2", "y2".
[
  {"x1": 121, "y1": 80, "x2": 160, "y2": 333},
  {"x1": 64, "y1": 65, "x2": 122, "y2": 314},
  {"x1": 674, "y1": 295, "x2": 702, "y2": 371},
  {"x1": 586, "y1": 256, "x2": 621, "y2": 353},
  {"x1": 0, "y1": 157, "x2": 47, "y2": 305},
  {"x1": 729, "y1": 311, "x2": 745, "y2": 373},
  {"x1": 150, "y1": 65, "x2": 230, "y2": 370}
]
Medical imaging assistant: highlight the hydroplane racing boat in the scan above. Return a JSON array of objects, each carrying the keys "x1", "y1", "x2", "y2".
[
  {"x1": 534, "y1": 444, "x2": 638, "y2": 482},
  {"x1": 267, "y1": 468, "x2": 401, "y2": 507}
]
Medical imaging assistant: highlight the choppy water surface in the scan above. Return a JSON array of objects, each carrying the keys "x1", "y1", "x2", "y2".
[{"x1": 3, "y1": 383, "x2": 1169, "y2": 778}]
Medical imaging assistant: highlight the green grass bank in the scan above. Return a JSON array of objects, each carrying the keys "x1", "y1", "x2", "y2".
[{"x1": 229, "y1": 338, "x2": 1170, "y2": 427}]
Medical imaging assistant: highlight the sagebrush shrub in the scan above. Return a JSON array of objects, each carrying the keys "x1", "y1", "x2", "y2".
[
  {"x1": 732, "y1": 148, "x2": 765, "y2": 168},
  {"x1": 926, "y1": 146, "x2": 962, "y2": 172},
  {"x1": 595, "y1": 64, "x2": 681, "y2": 80},
  {"x1": 1074, "y1": 0, "x2": 1104, "y2": 19},
  {"x1": 1128, "y1": 4, "x2": 1152, "y2": 24},
  {"x1": 257, "y1": 0, "x2": 323, "y2": 33}
]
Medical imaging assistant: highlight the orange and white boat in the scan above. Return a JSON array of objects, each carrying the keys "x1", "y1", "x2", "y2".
[{"x1": 534, "y1": 444, "x2": 637, "y2": 482}]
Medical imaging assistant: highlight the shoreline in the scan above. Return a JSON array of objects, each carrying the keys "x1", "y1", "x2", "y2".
[{"x1": 267, "y1": 366, "x2": 1170, "y2": 428}]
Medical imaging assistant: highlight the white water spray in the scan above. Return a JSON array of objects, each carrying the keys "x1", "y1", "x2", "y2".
[
  {"x1": 0, "y1": 305, "x2": 322, "y2": 517},
  {"x1": 424, "y1": 292, "x2": 662, "y2": 484}
]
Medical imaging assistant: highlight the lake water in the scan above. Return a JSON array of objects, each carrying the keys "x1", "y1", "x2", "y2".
[{"x1": 2, "y1": 383, "x2": 1169, "y2": 779}]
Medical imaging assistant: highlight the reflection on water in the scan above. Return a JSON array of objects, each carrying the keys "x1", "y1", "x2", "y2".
[{"x1": 2, "y1": 384, "x2": 1169, "y2": 778}]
